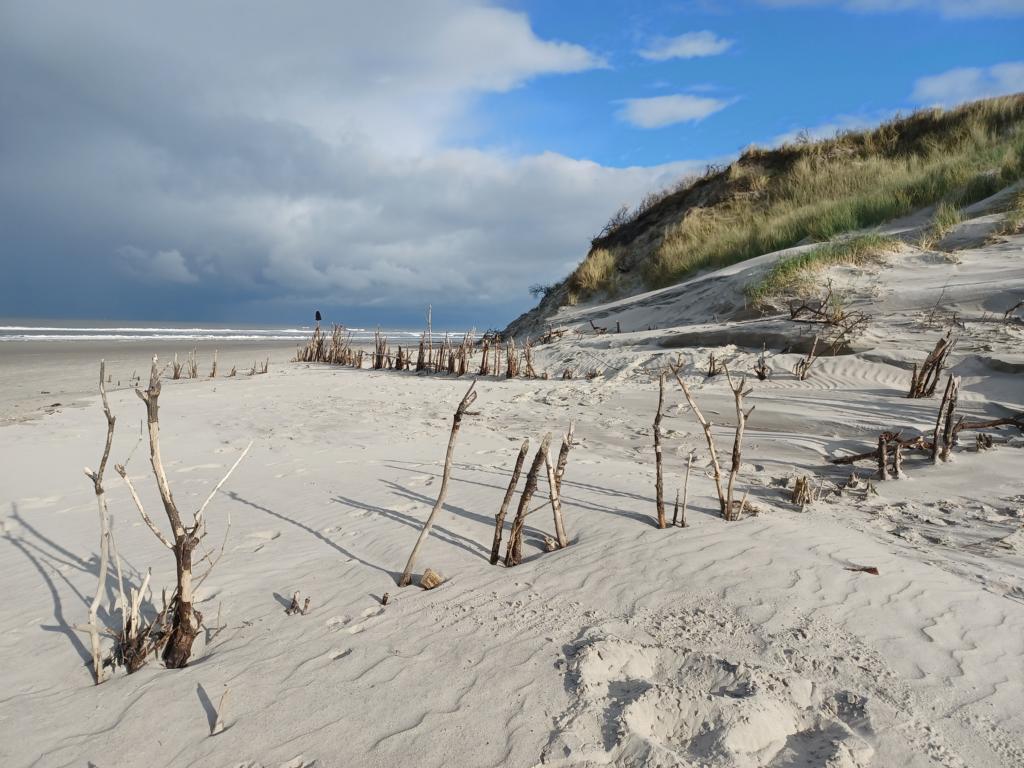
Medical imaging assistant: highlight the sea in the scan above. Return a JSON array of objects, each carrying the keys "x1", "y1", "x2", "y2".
[{"x1": 0, "y1": 319, "x2": 440, "y2": 344}]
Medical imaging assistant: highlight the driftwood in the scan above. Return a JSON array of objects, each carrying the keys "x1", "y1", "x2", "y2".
[
  {"x1": 490, "y1": 438, "x2": 530, "y2": 565},
  {"x1": 81, "y1": 361, "x2": 117, "y2": 684},
  {"x1": 1003, "y1": 299, "x2": 1023, "y2": 323},
  {"x1": 673, "y1": 451, "x2": 694, "y2": 527},
  {"x1": 669, "y1": 365, "x2": 727, "y2": 518},
  {"x1": 791, "y1": 476, "x2": 813, "y2": 507},
  {"x1": 544, "y1": 445, "x2": 568, "y2": 549},
  {"x1": 793, "y1": 335, "x2": 819, "y2": 381},
  {"x1": 505, "y1": 434, "x2": 551, "y2": 567},
  {"x1": 653, "y1": 373, "x2": 667, "y2": 528},
  {"x1": 753, "y1": 343, "x2": 770, "y2": 381},
  {"x1": 706, "y1": 352, "x2": 725, "y2": 377},
  {"x1": 398, "y1": 381, "x2": 478, "y2": 586},
  {"x1": 540, "y1": 327, "x2": 567, "y2": 344},
  {"x1": 285, "y1": 592, "x2": 311, "y2": 615},
  {"x1": 932, "y1": 374, "x2": 957, "y2": 463},
  {"x1": 553, "y1": 422, "x2": 575, "y2": 495},
  {"x1": 723, "y1": 367, "x2": 754, "y2": 521},
  {"x1": 121, "y1": 357, "x2": 252, "y2": 668},
  {"x1": 830, "y1": 435, "x2": 931, "y2": 466},
  {"x1": 909, "y1": 332, "x2": 954, "y2": 398}
]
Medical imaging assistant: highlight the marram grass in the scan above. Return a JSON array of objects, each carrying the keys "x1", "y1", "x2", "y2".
[{"x1": 745, "y1": 234, "x2": 901, "y2": 305}]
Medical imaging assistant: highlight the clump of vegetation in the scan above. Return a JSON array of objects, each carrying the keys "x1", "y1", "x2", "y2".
[
  {"x1": 919, "y1": 200, "x2": 963, "y2": 249},
  {"x1": 993, "y1": 188, "x2": 1024, "y2": 237},
  {"x1": 567, "y1": 248, "x2": 617, "y2": 299},
  {"x1": 561, "y1": 94, "x2": 1024, "y2": 299},
  {"x1": 746, "y1": 234, "x2": 901, "y2": 305}
]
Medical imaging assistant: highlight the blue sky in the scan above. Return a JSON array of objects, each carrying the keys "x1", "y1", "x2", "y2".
[
  {"x1": 481, "y1": 1, "x2": 1024, "y2": 165},
  {"x1": 0, "y1": 0, "x2": 1022, "y2": 328}
]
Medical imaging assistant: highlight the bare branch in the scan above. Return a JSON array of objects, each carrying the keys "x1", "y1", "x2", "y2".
[
  {"x1": 116, "y1": 464, "x2": 174, "y2": 550},
  {"x1": 399, "y1": 381, "x2": 478, "y2": 586},
  {"x1": 193, "y1": 441, "x2": 253, "y2": 532}
]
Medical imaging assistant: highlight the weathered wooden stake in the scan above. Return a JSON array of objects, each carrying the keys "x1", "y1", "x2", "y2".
[
  {"x1": 932, "y1": 374, "x2": 955, "y2": 463},
  {"x1": 82, "y1": 360, "x2": 116, "y2": 684},
  {"x1": 505, "y1": 434, "x2": 551, "y2": 567},
  {"x1": 670, "y1": 365, "x2": 727, "y2": 517},
  {"x1": 940, "y1": 376, "x2": 960, "y2": 461},
  {"x1": 490, "y1": 438, "x2": 529, "y2": 565},
  {"x1": 398, "y1": 381, "x2": 478, "y2": 586},
  {"x1": 723, "y1": 366, "x2": 755, "y2": 521},
  {"x1": 654, "y1": 373, "x2": 667, "y2": 528},
  {"x1": 674, "y1": 451, "x2": 693, "y2": 527},
  {"x1": 544, "y1": 443, "x2": 569, "y2": 548}
]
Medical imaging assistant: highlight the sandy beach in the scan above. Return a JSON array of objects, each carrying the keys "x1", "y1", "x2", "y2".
[{"x1": 1, "y1": 194, "x2": 1022, "y2": 767}]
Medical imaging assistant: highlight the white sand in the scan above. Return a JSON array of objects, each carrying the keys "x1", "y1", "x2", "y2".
[{"x1": 1, "y1": 202, "x2": 1023, "y2": 767}]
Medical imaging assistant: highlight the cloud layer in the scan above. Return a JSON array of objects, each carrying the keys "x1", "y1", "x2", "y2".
[
  {"x1": 911, "y1": 61, "x2": 1024, "y2": 105},
  {"x1": 0, "y1": 0, "x2": 692, "y2": 324}
]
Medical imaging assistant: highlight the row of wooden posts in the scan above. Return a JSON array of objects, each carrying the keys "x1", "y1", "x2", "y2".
[{"x1": 295, "y1": 323, "x2": 542, "y2": 380}]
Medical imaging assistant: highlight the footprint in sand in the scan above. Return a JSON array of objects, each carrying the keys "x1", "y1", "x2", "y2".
[
  {"x1": 326, "y1": 615, "x2": 352, "y2": 630},
  {"x1": 345, "y1": 606, "x2": 384, "y2": 635},
  {"x1": 238, "y1": 530, "x2": 280, "y2": 553}
]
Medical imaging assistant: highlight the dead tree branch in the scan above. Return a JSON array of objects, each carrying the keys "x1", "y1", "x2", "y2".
[
  {"x1": 669, "y1": 365, "x2": 726, "y2": 518},
  {"x1": 82, "y1": 360, "x2": 116, "y2": 684},
  {"x1": 653, "y1": 373, "x2": 667, "y2": 528},
  {"x1": 399, "y1": 381, "x2": 478, "y2": 586},
  {"x1": 490, "y1": 438, "x2": 529, "y2": 565},
  {"x1": 505, "y1": 434, "x2": 551, "y2": 567}
]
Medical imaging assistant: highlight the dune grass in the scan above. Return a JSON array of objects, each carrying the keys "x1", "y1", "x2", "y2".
[
  {"x1": 745, "y1": 234, "x2": 901, "y2": 305},
  {"x1": 563, "y1": 95, "x2": 1024, "y2": 298},
  {"x1": 994, "y1": 188, "x2": 1024, "y2": 237},
  {"x1": 568, "y1": 248, "x2": 616, "y2": 299},
  {"x1": 918, "y1": 200, "x2": 963, "y2": 249}
]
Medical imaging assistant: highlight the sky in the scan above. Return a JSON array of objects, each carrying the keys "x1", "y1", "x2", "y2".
[{"x1": 1, "y1": 1, "x2": 1022, "y2": 329}]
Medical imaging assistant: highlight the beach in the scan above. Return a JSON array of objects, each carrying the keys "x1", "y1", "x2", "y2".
[{"x1": 2, "y1": 238, "x2": 1023, "y2": 766}]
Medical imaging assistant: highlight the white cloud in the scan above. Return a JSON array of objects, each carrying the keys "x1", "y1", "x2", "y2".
[
  {"x1": 638, "y1": 31, "x2": 734, "y2": 61},
  {"x1": 617, "y1": 94, "x2": 733, "y2": 129},
  {"x1": 117, "y1": 247, "x2": 199, "y2": 284},
  {"x1": 757, "y1": 0, "x2": 1024, "y2": 18},
  {"x1": 911, "y1": 61, "x2": 1024, "y2": 105},
  {"x1": 2, "y1": 1, "x2": 675, "y2": 320}
]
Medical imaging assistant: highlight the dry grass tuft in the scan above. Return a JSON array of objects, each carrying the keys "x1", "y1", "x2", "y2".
[
  {"x1": 746, "y1": 234, "x2": 900, "y2": 304},
  {"x1": 568, "y1": 248, "x2": 617, "y2": 298}
]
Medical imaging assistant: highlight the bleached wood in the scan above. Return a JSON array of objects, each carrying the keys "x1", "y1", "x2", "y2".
[
  {"x1": 544, "y1": 443, "x2": 568, "y2": 548},
  {"x1": 653, "y1": 373, "x2": 666, "y2": 528},
  {"x1": 670, "y1": 364, "x2": 726, "y2": 517},
  {"x1": 83, "y1": 360, "x2": 116, "y2": 684},
  {"x1": 490, "y1": 438, "x2": 529, "y2": 565},
  {"x1": 505, "y1": 433, "x2": 551, "y2": 567},
  {"x1": 116, "y1": 464, "x2": 174, "y2": 549},
  {"x1": 723, "y1": 366, "x2": 754, "y2": 521},
  {"x1": 399, "y1": 381, "x2": 478, "y2": 586},
  {"x1": 194, "y1": 441, "x2": 253, "y2": 531}
]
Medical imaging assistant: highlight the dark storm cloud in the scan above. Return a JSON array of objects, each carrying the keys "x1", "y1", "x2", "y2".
[{"x1": 0, "y1": 1, "x2": 694, "y2": 324}]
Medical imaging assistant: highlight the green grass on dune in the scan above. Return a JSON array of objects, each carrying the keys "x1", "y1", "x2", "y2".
[
  {"x1": 745, "y1": 234, "x2": 901, "y2": 305},
  {"x1": 564, "y1": 94, "x2": 1024, "y2": 299}
]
